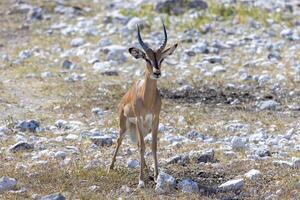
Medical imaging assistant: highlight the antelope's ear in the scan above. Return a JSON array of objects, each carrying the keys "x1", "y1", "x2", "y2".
[
  {"x1": 161, "y1": 43, "x2": 178, "y2": 58},
  {"x1": 129, "y1": 47, "x2": 146, "y2": 59}
]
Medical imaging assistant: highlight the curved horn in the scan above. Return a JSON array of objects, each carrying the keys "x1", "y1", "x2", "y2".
[
  {"x1": 137, "y1": 25, "x2": 151, "y2": 53},
  {"x1": 158, "y1": 20, "x2": 167, "y2": 52}
]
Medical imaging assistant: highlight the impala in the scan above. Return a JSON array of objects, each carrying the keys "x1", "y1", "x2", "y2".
[{"x1": 108, "y1": 20, "x2": 178, "y2": 188}]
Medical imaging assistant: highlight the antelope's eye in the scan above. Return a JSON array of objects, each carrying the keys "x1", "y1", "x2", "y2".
[{"x1": 159, "y1": 58, "x2": 164, "y2": 64}]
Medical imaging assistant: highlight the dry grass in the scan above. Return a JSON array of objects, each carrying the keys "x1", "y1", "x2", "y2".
[{"x1": 0, "y1": 0, "x2": 299, "y2": 199}]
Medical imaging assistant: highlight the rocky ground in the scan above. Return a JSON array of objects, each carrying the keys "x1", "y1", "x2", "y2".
[{"x1": 0, "y1": 0, "x2": 300, "y2": 199}]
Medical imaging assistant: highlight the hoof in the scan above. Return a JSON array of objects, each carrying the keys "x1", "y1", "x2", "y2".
[{"x1": 137, "y1": 180, "x2": 145, "y2": 188}]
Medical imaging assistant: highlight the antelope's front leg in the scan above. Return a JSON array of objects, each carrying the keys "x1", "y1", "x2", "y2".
[
  {"x1": 152, "y1": 115, "x2": 159, "y2": 181},
  {"x1": 136, "y1": 117, "x2": 146, "y2": 188}
]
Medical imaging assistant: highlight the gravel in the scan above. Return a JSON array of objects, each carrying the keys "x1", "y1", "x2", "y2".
[
  {"x1": 0, "y1": 176, "x2": 17, "y2": 193},
  {"x1": 218, "y1": 178, "x2": 244, "y2": 192},
  {"x1": 155, "y1": 171, "x2": 176, "y2": 194}
]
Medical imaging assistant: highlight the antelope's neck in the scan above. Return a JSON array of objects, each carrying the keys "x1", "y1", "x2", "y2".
[{"x1": 142, "y1": 70, "x2": 157, "y2": 109}]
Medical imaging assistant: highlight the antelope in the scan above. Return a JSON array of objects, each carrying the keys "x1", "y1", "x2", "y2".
[{"x1": 108, "y1": 21, "x2": 178, "y2": 188}]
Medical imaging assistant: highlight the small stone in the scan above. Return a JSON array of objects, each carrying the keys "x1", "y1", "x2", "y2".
[
  {"x1": 0, "y1": 176, "x2": 17, "y2": 193},
  {"x1": 9, "y1": 142, "x2": 34, "y2": 153},
  {"x1": 257, "y1": 74, "x2": 271, "y2": 85},
  {"x1": 268, "y1": 51, "x2": 281, "y2": 61},
  {"x1": 88, "y1": 185, "x2": 101, "y2": 192},
  {"x1": 90, "y1": 136, "x2": 113, "y2": 147},
  {"x1": 166, "y1": 154, "x2": 189, "y2": 165},
  {"x1": 177, "y1": 85, "x2": 193, "y2": 92},
  {"x1": 16, "y1": 119, "x2": 40, "y2": 132},
  {"x1": 70, "y1": 38, "x2": 85, "y2": 47},
  {"x1": 244, "y1": 169, "x2": 261, "y2": 181},
  {"x1": 273, "y1": 160, "x2": 294, "y2": 168},
  {"x1": 256, "y1": 148, "x2": 271, "y2": 157},
  {"x1": 119, "y1": 185, "x2": 132, "y2": 194},
  {"x1": 127, "y1": 159, "x2": 140, "y2": 169},
  {"x1": 101, "y1": 45, "x2": 127, "y2": 62},
  {"x1": 63, "y1": 60, "x2": 74, "y2": 69},
  {"x1": 292, "y1": 157, "x2": 300, "y2": 168},
  {"x1": 62, "y1": 60, "x2": 73, "y2": 69},
  {"x1": 91, "y1": 107, "x2": 104, "y2": 116},
  {"x1": 98, "y1": 38, "x2": 112, "y2": 47},
  {"x1": 231, "y1": 136, "x2": 246, "y2": 150},
  {"x1": 249, "y1": 130, "x2": 267, "y2": 143},
  {"x1": 189, "y1": 149, "x2": 215, "y2": 163},
  {"x1": 65, "y1": 134, "x2": 79, "y2": 140},
  {"x1": 257, "y1": 100, "x2": 280, "y2": 110},
  {"x1": 28, "y1": 7, "x2": 43, "y2": 20},
  {"x1": 55, "y1": 120, "x2": 68, "y2": 129},
  {"x1": 19, "y1": 50, "x2": 32, "y2": 60},
  {"x1": 211, "y1": 66, "x2": 226, "y2": 74},
  {"x1": 186, "y1": 130, "x2": 205, "y2": 141},
  {"x1": 178, "y1": 179, "x2": 199, "y2": 193},
  {"x1": 205, "y1": 56, "x2": 222, "y2": 64},
  {"x1": 218, "y1": 178, "x2": 244, "y2": 192},
  {"x1": 265, "y1": 194, "x2": 279, "y2": 200},
  {"x1": 100, "y1": 70, "x2": 119, "y2": 76},
  {"x1": 41, "y1": 71, "x2": 53, "y2": 78},
  {"x1": 155, "y1": 0, "x2": 207, "y2": 15},
  {"x1": 54, "y1": 151, "x2": 67, "y2": 159},
  {"x1": 189, "y1": 42, "x2": 208, "y2": 54},
  {"x1": 41, "y1": 192, "x2": 66, "y2": 200},
  {"x1": 155, "y1": 171, "x2": 176, "y2": 194},
  {"x1": 126, "y1": 17, "x2": 144, "y2": 31}
]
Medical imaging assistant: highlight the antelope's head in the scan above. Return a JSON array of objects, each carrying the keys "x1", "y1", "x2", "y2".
[{"x1": 129, "y1": 21, "x2": 178, "y2": 80}]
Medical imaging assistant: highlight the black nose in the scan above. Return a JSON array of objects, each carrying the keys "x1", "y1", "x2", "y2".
[{"x1": 154, "y1": 72, "x2": 161, "y2": 78}]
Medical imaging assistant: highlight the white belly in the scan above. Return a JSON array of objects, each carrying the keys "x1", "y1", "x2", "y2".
[
  {"x1": 128, "y1": 114, "x2": 153, "y2": 129},
  {"x1": 126, "y1": 114, "x2": 153, "y2": 143}
]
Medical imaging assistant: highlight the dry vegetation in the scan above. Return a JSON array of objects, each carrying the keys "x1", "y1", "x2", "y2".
[{"x1": 0, "y1": 0, "x2": 299, "y2": 199}]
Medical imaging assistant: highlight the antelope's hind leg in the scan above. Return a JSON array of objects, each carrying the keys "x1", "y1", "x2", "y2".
[{"x1": 108, "y1": 113, "x2": 126, "y2": 172}]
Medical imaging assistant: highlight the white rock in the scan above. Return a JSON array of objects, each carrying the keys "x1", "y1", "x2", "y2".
[
  {"x1": 16, "y1": 119, "x2": 40, "y2": 132},
  {"x1": 155, "y1": 171, "x2": 176, "y2": 194},
  {"x1": 98, "y1": 38, "x2": 112, "y2": 47},
  {"x1": 54, "y1": 151, "x2": 67, "y2": 159},
  {"x1": 126, "y1": 17, "x2": 144, "y2": 31},
  {"x1": 41, "y1": 192, "x2": 66, "y2": 200},
  {"x1": 178, "y1": 179, "x2": 199, "y2": 193},
  {"x1": 102, "y1": 45, "x2": 127, "y2": 62},
  {"x1": 231, "y1": 136, "x2": 246, "y2": 150},
  {"x1": 166, "y1": 154, "x2": 189, "y2": 165},
  {"x1": 88, "y1": 185, "x2": 101, "y2": 192},
  {"x1": 244, "y1": 169, "x2": 261, "y2": 181},
  {"x1": 257, "y1": 100, "x2": 279, "y2": 110},
  {"x1": 186, "y1": 130, "x2": 205, "y2": 141},
  {"x1": 280, "y1": 29, "x2": 293, "y2": 37},
  {"x1": 70, "y1": 38, "x2": 85, "y2": 47},
  {"x1": 189, "y1": 149, "x2": 215, "y2": 163},
  {"x1": 0, "y1": 176, "x2": 17, "y2": 193},
  {"x1": 9, "y1": 142, "x2": 34, "y2": 153},
  {"x1": 41, "y1": 71, "x2": 53, "y2": 78},
  {"x1": 65, "y1": 134, "x2": 79, "y2": 140},
  {"x1": 127, "y1": 159, "x2": 140, "y2": 169},
  {"x1": 218, "y1": 178, "x2": 244, "y2": 191},
  {"x1": 177, "y1": 85, "x2": 193, "y2": 92},
  {"x1": 19, "y1": 50, "x2": 32, "y2": 60},
  {"x1": 212, "y1": 65, "x2": 226, "y2": 74},
  {"x1": 272, "y1": 160, "x2": 293, "y2": 168},
  {"x1": 55, "y1": 119, "x2": 68, "y2": 129},
  {"x1": 292, "y1": 157, "x2": 300, "y2": 168},
  {"x1": 249, "y1": 130, "x2": 267, "y2": 143},
  {"x1": 91, "y1": 107, "x2": 104, "y2": 116},
  {"x1": 90, "y1": 135, "x2": 113, "y2": 147}
]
